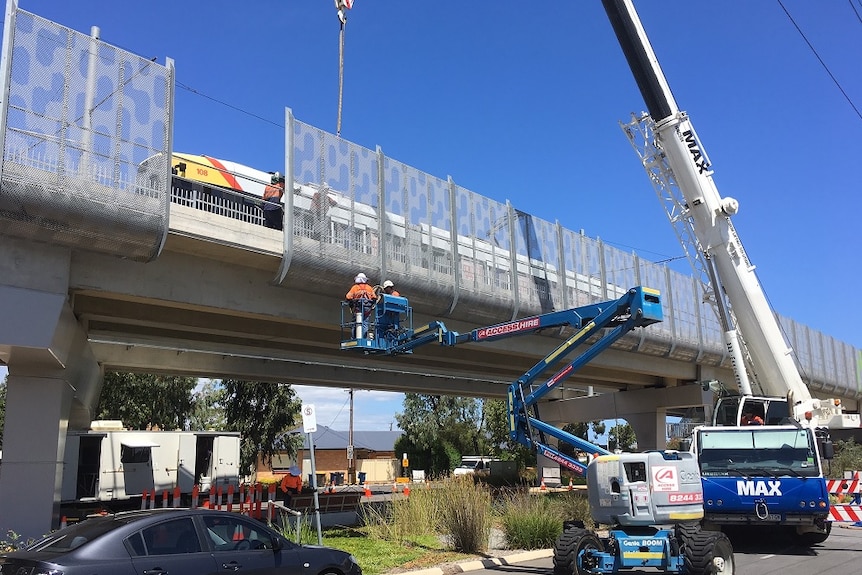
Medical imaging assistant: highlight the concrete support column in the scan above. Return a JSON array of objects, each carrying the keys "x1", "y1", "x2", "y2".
[
  {"x1": 0, "y1": 238, "x2": 103, "y2": 539},
  {"x1": 0, "y1": 375, "x2": 75, "y2": 540},
  {"x1": 625, "y1": 409, "x2": 668, "y2": 451},
  {"x1": 540, "y1": 384, "x2": 715, "y2": 452}
]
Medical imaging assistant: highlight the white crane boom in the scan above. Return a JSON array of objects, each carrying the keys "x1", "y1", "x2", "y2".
[{"x1": 602, "y1": 0, "x2": 860, "y2": 430}]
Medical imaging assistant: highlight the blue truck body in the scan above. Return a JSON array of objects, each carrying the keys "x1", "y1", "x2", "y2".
[{"x1": 689, "y1": 425, "x2": 831, "y2": 543}]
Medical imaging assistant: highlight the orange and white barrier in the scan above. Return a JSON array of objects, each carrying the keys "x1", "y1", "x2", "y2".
[
  {"x1": 826, "y1": 477, "x2": 862, "y2": 496},
  {"x1": 828, "y1": 471, "x2": 862, "y2": 524},
  {"x1": 829, "y1": 505, "x2": 862, "y2": 522}
]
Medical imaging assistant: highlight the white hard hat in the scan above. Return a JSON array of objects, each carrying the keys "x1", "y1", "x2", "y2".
[
  {"x1": 383, "y1": 280, "x2": 394, "y2": 289},
  {"x1": 355, "y1": 273, "x2": 367, "y2": 283}
]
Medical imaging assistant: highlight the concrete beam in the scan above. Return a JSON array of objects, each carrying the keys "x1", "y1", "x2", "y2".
[
  {"x1": 539, "y1": 384, "x2": 713, "y2": 426},
  {"x1": 89, "y1": 340, "x2": 510, "y2": 397}
]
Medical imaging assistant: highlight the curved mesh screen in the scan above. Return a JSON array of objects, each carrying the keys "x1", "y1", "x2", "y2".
[{"x1": 0, "y1": 8, "x2": 172, "y2": 262}]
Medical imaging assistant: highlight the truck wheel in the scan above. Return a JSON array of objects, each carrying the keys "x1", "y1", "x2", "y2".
[
  {"x1": 553, "y1": 527, "x2": 603, "y2": 575},
  {"x1": 793, "y1": 521, "x2": 831, "y2": 546},
  {"x1": 683, "y1": 531, "x2": 734, "y2": 575}
]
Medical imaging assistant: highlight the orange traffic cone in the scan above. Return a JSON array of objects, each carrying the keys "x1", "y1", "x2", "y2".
[
  {"x1": 403, "y1": 484, "x2": 411, "y2": 497},
  {"x1": 567, "y1": 477, "x2": 574, "y2": 491},
  {"x1": 364, "y1": 481, "x2": 372, "y2": 498},
  {"x1": 540, "y1": 478, "x2": 547, "y2": 491},
  {"x1": 392, "y1": 481, "x2": 398, "y2": 493}
]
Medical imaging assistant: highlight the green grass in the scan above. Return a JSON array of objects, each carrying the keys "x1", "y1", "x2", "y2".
[{"x1": 322, "y1": 528, "x2": 476, "y2": 575}]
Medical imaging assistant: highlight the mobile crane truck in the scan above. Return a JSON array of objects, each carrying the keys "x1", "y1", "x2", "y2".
[
  {"x1": 342, "y1": 286, "x2": 734, "y2": 574},
  {"x1": 601, "y1": 0, "x2": 857, "y2": 544}
]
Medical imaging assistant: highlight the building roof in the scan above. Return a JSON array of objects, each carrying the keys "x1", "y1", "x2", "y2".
[{"x1": 295, "y1": 425, "x2": 401, "y2": 452}]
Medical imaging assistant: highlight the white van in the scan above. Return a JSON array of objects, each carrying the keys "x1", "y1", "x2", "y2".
[{"x1": 452, "y1": 456, "x2": 497, "y2": 476}]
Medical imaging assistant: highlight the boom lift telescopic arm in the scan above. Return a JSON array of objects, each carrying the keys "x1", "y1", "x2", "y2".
[{"x1": 343, "y1": 286, "x2": 663, "y2": 475}]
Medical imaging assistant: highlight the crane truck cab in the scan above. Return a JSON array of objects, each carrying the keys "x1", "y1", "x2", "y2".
[
  {"x1": 713, "y1": 395, "x2": 790, "y2": 427},
  {"x1": 686, "y1": 424, "x2": 832, "y2": 546}
]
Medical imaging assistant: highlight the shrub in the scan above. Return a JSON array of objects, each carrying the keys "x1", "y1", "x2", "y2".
[
  {"x1": 437, "y1": 476, "x2": 492, "y2": 553},
  {"x1": 547, "y1": 491, "x2": 595, "y2": 530},
  {"x1": 830, "y1": 439, "x2": 862, "y2": 479},
  {"x1": 360, "y1": 485, "x2": 441, "y2": 543},
  {"x1": 0, "y1": 530, "x2": 35, "y2": 553},
  {"x1": 498, "y1": 489, "x2": 561, "y2": 549},
  {"x1": 498, "y1": 489, "x2": 594, "y2": 549}
]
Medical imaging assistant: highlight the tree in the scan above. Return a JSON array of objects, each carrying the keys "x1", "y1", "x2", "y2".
[
  {"x1": 97, "y1": 372, "x2": 197, "y2": 430},
  {"x1": 608, "y1": 422, "x2": 637, "y2": 451},
  {"x1": 222, "y1": 380, "x2": 303, "y2": 476},
  {"x1": 395, "y1": 393, "x2": 486, "y2": 476},
  {"x1": 189, "y1": 379, "x2": 227, "y2": 430},
  {"x1": 559, "y1": 420, "x2": 607, "y2": 457},
  {"x1": 483, "y1": 398, "x2": 532, "y2": 468}
]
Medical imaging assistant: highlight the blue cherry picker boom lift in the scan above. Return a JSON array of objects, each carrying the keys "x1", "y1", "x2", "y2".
[
  {"x1": 346, "y1": 286, "x2": 663, "y2": 474},
  {"x1": 341, "y1": 287, "x2": 734, "y2": 574}
]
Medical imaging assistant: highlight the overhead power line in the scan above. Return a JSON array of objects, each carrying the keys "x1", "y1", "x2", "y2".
[
  {"x1": 176, "y1": 81, "x2": 284, "y2": 129},
  {"x1": 777, "y1": 0, "x2": 862, "y2": 122}
]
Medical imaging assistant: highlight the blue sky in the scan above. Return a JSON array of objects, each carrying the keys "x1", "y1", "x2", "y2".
[{"x1": 4, "y1": 1, "x2": 861, "y2": 431}]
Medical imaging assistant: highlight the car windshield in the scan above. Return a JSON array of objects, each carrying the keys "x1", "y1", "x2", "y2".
[{"x1": 29, "y1": 516, "x2": 133, "y2": 553}]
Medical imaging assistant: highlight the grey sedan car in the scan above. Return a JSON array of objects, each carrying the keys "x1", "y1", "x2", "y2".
[{"x1": 0, "y1": 508, "x2": 362, "y2": 575}]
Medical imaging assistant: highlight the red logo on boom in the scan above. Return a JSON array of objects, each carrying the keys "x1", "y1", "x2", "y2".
[
  {"x1": 476, "y1": 317, "x2": 540, "y2": 340},
  {"x1": 656, "y1": 469, "x2": 675, "y2": 481}
]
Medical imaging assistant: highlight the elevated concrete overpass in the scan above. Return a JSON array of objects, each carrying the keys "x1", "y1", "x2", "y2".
[{"x1": 1, "y1": 2, "x2": 859, "y2": 539}]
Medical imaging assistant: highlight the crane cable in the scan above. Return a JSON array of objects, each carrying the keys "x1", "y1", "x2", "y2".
[
  {"x1": 337, "y1": 19, "x2": 346, "y2": 137},
  {"x1": 335, "y1": 1, "x2": 354, "y2": 137}
]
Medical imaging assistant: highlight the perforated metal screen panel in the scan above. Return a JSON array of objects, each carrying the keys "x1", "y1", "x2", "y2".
[{"x1": 0, "y1": 6, "x2": 172, "y2": 262}]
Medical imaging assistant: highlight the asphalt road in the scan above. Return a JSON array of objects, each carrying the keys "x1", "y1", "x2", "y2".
[{"x1": 464, "y1": 525, "x2": 862, "y2": 575}]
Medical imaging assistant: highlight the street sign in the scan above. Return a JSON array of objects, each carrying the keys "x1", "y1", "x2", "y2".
[{"x1": 302, "y1": 404, "x2": 317, "y2": 434}]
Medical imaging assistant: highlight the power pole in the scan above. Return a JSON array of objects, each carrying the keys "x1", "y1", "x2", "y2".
[{"x1": 348, "y1": 388, "x2": 355, "y2": 484}]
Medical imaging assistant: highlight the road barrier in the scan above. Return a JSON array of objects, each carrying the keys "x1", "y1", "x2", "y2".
[{"x1": 828, "y1": 471, "x2": 862, "y2": 524}]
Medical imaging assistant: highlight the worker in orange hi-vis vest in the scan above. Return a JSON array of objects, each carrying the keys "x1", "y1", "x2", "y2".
[
  {"x1": 346, "y1": 273, "x2": 376, "y2": 337},
  {"x1": 280, "y1": 466, "x2": 303, "y2": 507},
  {"x1": 379, "y1": 280, "x2": 402, "y2": 335}
]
